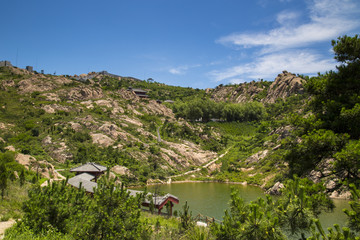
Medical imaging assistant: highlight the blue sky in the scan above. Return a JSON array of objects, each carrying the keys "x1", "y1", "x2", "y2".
[{"x1": 1, "y1": 0, "x2": 360, "y2": 89}]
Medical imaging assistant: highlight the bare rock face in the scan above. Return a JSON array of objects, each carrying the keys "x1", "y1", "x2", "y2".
[
  {"x1": 264, "y1": 71, "x2": 305, "y2": 103},
  {"x1": 116, "y1": 89, "x2": 139, "y2": 101},
  {"x1": 269, "y1": 125, "x2": 294, "y2": 141},
  {"x1": 325, "y1": 180, "x2": 337, "y2": 190},
  {"x1": 94, "y1": 99, "x2": 124, "y2": 115},
  {"x1": 246, "y1": 150, "x2": 269, "y2": 165},
  {"x1": 41, "y1": 104, "x2": 73, "y2": 114},
  {"x1": 68, "y1": 122, "x2": 83, "y2": 132},
  {"x1": 17, "y1": 75, "x2": 75, "y2": 94},
  {"x1": 309, "y1": 170, "x2": 322, "y2": 183},
  {"x1": 329, "y1": 189, "x2": 351, "y2": 199},
  {"x1": 5, "y1": 146, "x2": 15, "y2": 151},
  {"x1": 98, "y1": 123, "x2": 129, "y2": 141},
  {"x1": 210, "y1": 71, "x2": 305, "y2": 104},
  {"x1": 15, "y1": 153, "x2": 65, "y2": 179},
  {"x1": 266, "y1": 182, "x2": 284, "y2": 195},
  {"x1": 40, "y1": 93, "x2": 61, "y2": 102},
  {"x1": 143, "y1": 100, "x2": 175, "y2": 118},
  {"x1": 111, "y1": 165, "x2": 134, "y2": 177},
  {"x1": 164, "y1": 140, "x2": 217, "y2": 166},
  {"x1": 18, "y1": 76, "x2": 56, "y2": 94},
  {"x1": 62, "y1": 87, "x2": 103, "y2": 101},
  {"x1": 0, "y1": 79, "x2": 15, "y2": 90},
  {"x1": 42, "y1": 136, "x2": 52, "y2": 145},
  {"x1": 51, "y1": 142, "x2": 73, "y2": 163},
  {"x1": 211, "y1": 81, "x2": 265, "y2": 103},
  {"x1": 90, "y1": 133, "x2": 114, "y2": 147}
]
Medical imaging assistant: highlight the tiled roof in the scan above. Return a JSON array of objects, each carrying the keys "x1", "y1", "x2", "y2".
[
  {"x1": 70, "y1": 162, "x2": 107, "y2": 173},
  {"x1": 68, "y1": 173, "x2": 98, "y2": 193},
  {"x1": 131, "y1": 88, "x2": 147, "y2": 93}
]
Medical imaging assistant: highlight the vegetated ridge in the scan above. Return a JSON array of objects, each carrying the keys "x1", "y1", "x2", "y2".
[{"x1": 0, "y1": 47, "x2": 358, "y2": 200}]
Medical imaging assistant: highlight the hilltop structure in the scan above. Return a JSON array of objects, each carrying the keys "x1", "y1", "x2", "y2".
[
  {"x1": 0, "y1": 60, "x2": 12, "y2": 67},
  {"x1": 128, "y1": 87, "x2": 149, "y2": 98}
]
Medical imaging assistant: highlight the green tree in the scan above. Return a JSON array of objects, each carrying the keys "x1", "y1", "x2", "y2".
[
  {"x1": 276, "y1": 177, "x2": 334, "y2": 237},
  {"x1": 344, "y1": 184, "x2": 360, "y2": 233},
  {"x1": 19, "y1": 169, "x2": 25, "y2": 186},
  {"x1": 18, "y1": 179, "x2": 151, "y2": 239},
  {"x1": 179, "y1": 201, "x2": 194, "y2": 231},
  {"x1": 307, "y1": 35, "x2": 360, "y2": 137},
  {"x1": 309, "y1": 184, "x2": 360, "y2": 240},
  {"x1": 211, "y1": 190, "x2": 285, "y2": 240},
  {"x1": 285, "y1": 129, "x2": 348, "y2": 176},
  {"x1": 0, "y1": 163, "x2": 7, "y2": 199},
  {"x1": 334, "y1": 140, "x2": 360, "y2": 183}
]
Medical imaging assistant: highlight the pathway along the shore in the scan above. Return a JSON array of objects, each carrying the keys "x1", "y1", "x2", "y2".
[{"x1": 167, "y1": 147, "x2": 232, "y2": 181}]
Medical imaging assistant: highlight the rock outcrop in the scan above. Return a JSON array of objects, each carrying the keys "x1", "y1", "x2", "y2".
[
  {"x1": 264, "y1": 71, "x2": 305, "y2": 103},
  {"x1": 266, "y1": 182, "x2": 284, "y2": 195},
  {"x1": 210, "y1": 70, "x2": 305, "y2": 104}
]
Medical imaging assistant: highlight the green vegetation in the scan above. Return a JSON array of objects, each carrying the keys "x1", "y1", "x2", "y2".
[
  {"x1": 1, "y1": 34, "x2": 360, "y2": 239},
  {"x1": 210, "y1": 177, "x2": 360, "y2": 240},
  {"x1": 5, "y1": 177, "x2": 360, "y2": 239},
  {"x1": 172, "y1": 98, "x2": 267, "y2": 122},
  {"x1": 7, "y1": 179, "x2": 151, "y2": 240}
]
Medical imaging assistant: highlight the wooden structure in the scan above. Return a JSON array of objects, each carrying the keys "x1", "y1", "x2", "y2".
[
  {"x1": 70, "y1": 162, "x2": 107, "y2": 181},
  {"x1": 128, "y1": 87, "x2": 148, "y2": 98},
  {"x1": 67, "y1": 163, "x2": 179, "y2": 216},
  {"x1": 128, "y1": 190, "x2": 179, "y2": 216}
]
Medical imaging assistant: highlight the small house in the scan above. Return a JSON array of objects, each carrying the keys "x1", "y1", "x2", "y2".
[
  {"x1": 26, "y1": 66, "x2": 33, "y2": 72},
  {"x1": 70, "y1": 162, "x2": 107, "y2": 181},
  {"x1": 128, "y1": 87, "x2": 149, "y2": 98},
  {"x1": 128, "y1": 190, "x2": 179, "y2": 216},
  {"x1": 0, "y1": 61, "x2": 12, "y2": 67},
  {"x1": 67, "y1": 162, "x2": 179, "y2": 216}
]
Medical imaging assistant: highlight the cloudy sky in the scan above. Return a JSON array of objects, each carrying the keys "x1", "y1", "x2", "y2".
[{"x1": 1, "y1": 0, "x2": 360, "y2": 88}]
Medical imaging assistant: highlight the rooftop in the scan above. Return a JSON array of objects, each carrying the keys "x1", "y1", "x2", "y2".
[
  {"x1": 67, "y1": 173, "x2": 98, "y2": 193},
  {"x1": 70, "y1": 162, "x2": 107, "y2": 173}
]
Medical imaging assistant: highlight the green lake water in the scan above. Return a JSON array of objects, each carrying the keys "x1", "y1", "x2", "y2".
[{"x1": 140, "y1": 182, "x2": 349, "y2": 231}]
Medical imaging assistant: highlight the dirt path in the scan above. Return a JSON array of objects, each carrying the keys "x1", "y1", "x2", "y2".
[
  {"x1": 167, "y1": 147, "x2": 232, "y2": 181},
  {"x1": 0, "y1": 219, "x2": 16, "y2": 239}
]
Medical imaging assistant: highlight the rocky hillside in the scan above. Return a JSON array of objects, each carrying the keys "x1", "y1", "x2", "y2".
[
  {"x1": 209, "y1": 70, "x2": 306, "y2": 104},
  {"x1": 0, "y1": 66, "x2": 217, "y2": 184}
]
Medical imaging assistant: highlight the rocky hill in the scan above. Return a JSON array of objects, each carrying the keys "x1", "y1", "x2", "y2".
[
  {"x1": 209, "y1": 70, "x2": 306, "y2": 104},
  {"x1": 0, "y1": 66, "x2": 217, "y2": 184}
]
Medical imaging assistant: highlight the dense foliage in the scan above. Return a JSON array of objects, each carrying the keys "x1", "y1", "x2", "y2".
[
  {"x1": 10, "y1": 179, "x2": 151, "y2": 239},
  {"x1": 172, "y1": 98, "x2": 267, "y2": 122},
  {"x1": 211, "y1": 177, "x2": 330, "y2": 239},
  {"x1": 2, "y1": 34, "x2": 360, "y2": 239}
]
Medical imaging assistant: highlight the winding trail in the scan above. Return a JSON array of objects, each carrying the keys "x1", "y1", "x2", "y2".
[{"x1": 167, "y1": 147, "x2": 232, "y2": 181}]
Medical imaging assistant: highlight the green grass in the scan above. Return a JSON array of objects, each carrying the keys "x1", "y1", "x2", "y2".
[
  {"x1": 0, "y1": 181, "x2": 30, "y2": 220},
  {"x1": 207, "y1": 122, "x2": 257, "y2": 137}
]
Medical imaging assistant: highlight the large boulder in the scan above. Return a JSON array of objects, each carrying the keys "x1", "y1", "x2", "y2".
[{"x1": 266, "y1": 182, "x2": 284, "y2": 195}]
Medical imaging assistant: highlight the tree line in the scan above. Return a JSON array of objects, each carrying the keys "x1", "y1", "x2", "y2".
[{"x1": 171, "y1": 98, "x2": 267, "y2": 122}]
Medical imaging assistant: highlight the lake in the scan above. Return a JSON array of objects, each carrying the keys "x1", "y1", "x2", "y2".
[{"x1": 139, "y1": 182, "x2": 349, "y2": 230}]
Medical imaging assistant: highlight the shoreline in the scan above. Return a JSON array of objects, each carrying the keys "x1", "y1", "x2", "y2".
[{"x1": 130, "y1": 179, "x2": 351, "y2": 200}]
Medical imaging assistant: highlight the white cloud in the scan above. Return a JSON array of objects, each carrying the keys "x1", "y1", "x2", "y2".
[
  {"x1": 229, "y1": 78, "x2": 246, "y2": 84},
  {"x1": 276, "y1": 11, "x2": 300, "y2": 25},
  {"x1": 211, "y1": 0, "x2": 360, "y2": 84},
  {"x1": 210, "y1": 50, "x2": 336, "y2": 82},
  {"x1": 169, "y1": 64, "x2": 201, "y2": 75},
  {"x1": 169, "y1": 67, "x2": 185, "y2": 75},
  {"x1": 218, "y1": 0, "x2": 360, "y2": 52}
]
